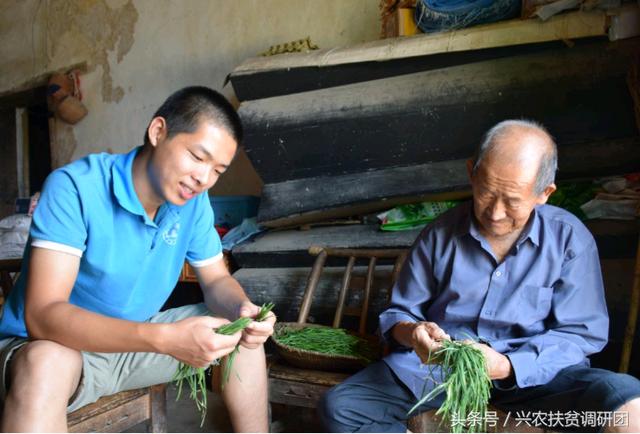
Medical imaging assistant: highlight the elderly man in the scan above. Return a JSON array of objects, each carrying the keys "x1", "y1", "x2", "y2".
[{"x1": 320, "y1": 120, "x2": 640, "y2": 432}]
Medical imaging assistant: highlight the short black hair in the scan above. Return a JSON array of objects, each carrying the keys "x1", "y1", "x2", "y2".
[{"x1": 144, "y1": 86, "x2": 243, "y2": 147}]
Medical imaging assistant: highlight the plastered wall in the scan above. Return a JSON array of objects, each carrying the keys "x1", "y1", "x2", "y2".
[{"x1": 0, "y1": 0, "x2": 380, "y2": 195}]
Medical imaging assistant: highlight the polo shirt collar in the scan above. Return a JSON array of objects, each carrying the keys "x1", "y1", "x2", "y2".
[
  {"x1": 111, "y1": 147, "x2": 181, "y2": 227},
  {"x1": 112, "y1": 147, "x2": 146, "y2": 218}
]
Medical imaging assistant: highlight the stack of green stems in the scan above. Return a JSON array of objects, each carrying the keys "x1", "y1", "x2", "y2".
[
  {"x1": 276, "y1": 327, "x2": 375, "y2": 362},
  {"x1": 409, "y1": 339, "x2": 492, "y2": 433},
  {"x1": 173, "y1": 302, "x2": 274, "y2": 427}
]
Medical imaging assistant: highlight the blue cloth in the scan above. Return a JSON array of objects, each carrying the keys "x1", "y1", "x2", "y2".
[
  {"x1": 0, "y1": 147, "x2": 222, "y2": 339},
  {"x1": 220, "y1": 217, "x2": 264, "y2": 251},
  {"x1": 415, "y1": 0, "x2": 520, "y2": 33},
  {"x1": 379, "y1": 202, "x2": 609, "y2": 398},
  {"x1": 320, "y1": 361, "x2": 640, "y2": 432}
]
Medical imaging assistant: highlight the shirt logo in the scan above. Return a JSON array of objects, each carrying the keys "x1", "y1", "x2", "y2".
[{"x1": 162, "y1": 222, "x2": 180, "y2": 245}]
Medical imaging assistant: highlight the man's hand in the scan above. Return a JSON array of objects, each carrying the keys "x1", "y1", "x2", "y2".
[
  {"x1": 237, "y1": 300, "x2": 276, "y2": 349},
  {"x1": 163, "y1": 316, "x2": 242, "y2": 368},
  {"x1": 411, "y1": 321, "x2": 451, "y2": 364},
  {"x1": 468, "y1": 341, "x2": 513, "y2": 380}
]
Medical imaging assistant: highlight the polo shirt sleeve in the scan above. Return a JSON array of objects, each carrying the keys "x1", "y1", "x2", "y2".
[
  {"x1": 379, "y1": 229, "x2": 437, "y2": 346},
  {"x1": 30, "y1": 169, "x2": 87, "y2": 257},
  {"x1": 505, "y1": 239, "x2": 609, "y2": 388},
  {"x1": 185, "y1": 194, "x2": 223, "y2": 267}
]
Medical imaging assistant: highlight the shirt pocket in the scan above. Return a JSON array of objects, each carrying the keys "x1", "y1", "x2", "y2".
[
  {"x1": 499, "y1": 285, "x2": 554, "y2": 331},
  {"x1": 522, "y1": 285, "x2": 553, "y2": 313}
]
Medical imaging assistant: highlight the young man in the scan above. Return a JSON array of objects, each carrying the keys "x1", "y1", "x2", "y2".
[
  {"x1": 0, "y1": 86, "x2": 275, "y2": 432},
  {"x1": 320, "y1": 120, "x2": 640, "y2": 432}
]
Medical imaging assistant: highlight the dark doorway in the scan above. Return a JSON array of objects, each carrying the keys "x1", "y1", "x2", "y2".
[{"x1": 0, "y1": 86, "x2": 52, "y2": 219}]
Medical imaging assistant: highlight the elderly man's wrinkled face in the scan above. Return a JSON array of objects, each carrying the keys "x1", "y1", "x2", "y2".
[{"x1": 468, "y1": 157, "x2": 554, "y2": 240}]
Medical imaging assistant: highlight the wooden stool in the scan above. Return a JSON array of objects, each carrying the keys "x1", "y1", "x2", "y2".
[
  {"x1": 407, "y1": 407, "x2": 545, "y2": 433},
  {"x1": 268, "y1": 246, "x2": 407, "y2": 431},
  {"x1": 0, "y1": 384, "x2": 167, "y2": 432},
  {"x1": 67, "y1": 384, "x2": 167, "y2": 432}
]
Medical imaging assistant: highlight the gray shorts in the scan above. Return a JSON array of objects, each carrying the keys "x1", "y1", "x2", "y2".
[{"x1": 0, "y1": 303, "x2": 209, "y2": 412}]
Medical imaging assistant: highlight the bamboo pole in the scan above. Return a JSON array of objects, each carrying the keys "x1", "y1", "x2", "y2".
[{"x1": 619, "y1": 232, "x2": 640, "y2": 373}]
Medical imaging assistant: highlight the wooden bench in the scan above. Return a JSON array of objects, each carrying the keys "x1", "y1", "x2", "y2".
[
  {"x1": 268, "y1": 246, "x2": 406, "y2": 430},
  {"x1": 0, "y1": 384, "x2": 167, "y2": 432},
  {"x1": 67, "y1": 384, "x2": 167, "y2": 433}
]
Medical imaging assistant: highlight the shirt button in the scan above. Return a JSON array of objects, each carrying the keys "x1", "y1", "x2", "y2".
[{"x1": 495, "y1": 271, "x2": 502, "y2": 277}]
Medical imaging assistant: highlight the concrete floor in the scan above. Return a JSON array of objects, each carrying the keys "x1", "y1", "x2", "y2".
[
  {"x1": 124, "y1": 384, "x2": 232, "y2": 432},
  {"x1": 125, "y1": 383, "x2": 323, "y2": 432}
]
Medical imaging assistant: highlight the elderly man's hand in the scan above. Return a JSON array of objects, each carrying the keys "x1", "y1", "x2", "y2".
[
  {"x1": 467, "y1": 341, "x2": 513, "y2": 380},
  {"x1": 411, "y1": 321, "x2": 451, "y2": 364}
]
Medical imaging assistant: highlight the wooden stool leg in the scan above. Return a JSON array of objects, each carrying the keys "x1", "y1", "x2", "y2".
[{"x1": 149, "y1": 384, "x2": 167, "y2": 433}]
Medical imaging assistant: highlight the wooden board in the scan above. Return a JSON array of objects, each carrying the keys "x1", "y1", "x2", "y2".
[
  {"x1": 232, "y1": 40, "x2": 577, "y2": 102},
  {"x1": 233, "y1": 266, "x2": 395, "y2": 326},
  {"x1": 269, "y1": 378, "x2": 334, "y2": 408},
  {"x1": 255, "y1": 137, "x2": 640, "y2": 227},
  {"x1": 239, "y1": 40, "x2": 638, "y2": 186},
  {"x1": 68, "y1": 389, "x2": 150, "y2": 433},
  {"x1": 232, "y1": 223, "x2": 420, "y2": 268},
  {"x1": 230, "y1": 11, "x2": 609, "y2": 101},
  {"x1": 269, "y1": 363, "x2": 348, "y2": 409}
]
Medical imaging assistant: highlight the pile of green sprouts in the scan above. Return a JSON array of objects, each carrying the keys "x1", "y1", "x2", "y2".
[
  {"x1": 276, "y1": 326, "x2": 377, "y2": 363},
  {"x1": 409, "y1": 339, "x2": 492, "y2": 433},
  {"x1": 173, "y1": 302, "x2": 274, "y2": 426}
]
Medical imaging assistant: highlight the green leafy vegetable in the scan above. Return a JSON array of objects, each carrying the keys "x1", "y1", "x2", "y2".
[
  {"x1": 409, "y1": 339, "x2": 492, "y2": 433},
  {"x1": 276, "y1": 326, "x2": 377, "y2": 363},
  {"x1": 173, "y1": 302, "x2": 274, "y2": 426}
]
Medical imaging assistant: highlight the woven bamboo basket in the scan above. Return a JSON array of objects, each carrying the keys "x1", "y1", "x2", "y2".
[{"x1": 271, "y1": 322, "x2": 380, "y2": 372}]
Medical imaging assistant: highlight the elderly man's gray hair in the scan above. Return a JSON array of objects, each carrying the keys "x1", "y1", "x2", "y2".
[{"x1": 472, "y1": 119, "x2": 558, "y2": 195}]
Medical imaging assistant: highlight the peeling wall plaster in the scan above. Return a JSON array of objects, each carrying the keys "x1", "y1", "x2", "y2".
[
  {"x1": 1, "y1": 0, "x2": 140, "y2": 172},
  {"x1": 46, "y1": 0, "x2": 138, "y2": 103},
  {"x1": 0, "y1": 0, "x2": 380, "y2": 194}
]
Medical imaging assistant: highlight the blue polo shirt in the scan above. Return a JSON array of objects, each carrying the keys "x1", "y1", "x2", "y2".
[{"x1": 0, "y1": 147, "x2": 222, "y2": 339}]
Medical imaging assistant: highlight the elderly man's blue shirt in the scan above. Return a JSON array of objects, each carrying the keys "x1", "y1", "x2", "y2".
[
  {"x1": 380, "y1": 202, "x2": 608, "y2": 396},
  {"x1": 0, "y1": 147, "x2": 222, "y2": 339}
]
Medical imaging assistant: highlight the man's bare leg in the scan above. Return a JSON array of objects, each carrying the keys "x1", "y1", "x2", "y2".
[
  {"x1": 2, "y1": 340, "x2": 82, "y2": 432},
  {"x1": 220, "y1": 345, "x2": 268, "y2": 432}
]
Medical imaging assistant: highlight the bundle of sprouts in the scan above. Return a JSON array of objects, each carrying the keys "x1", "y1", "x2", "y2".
[
  {"x1": 409, "y1": 340, "x2": 492, "y2": 433},
  {"x1": 174, "y1": 302, "x2": 274, "y2": 426}
]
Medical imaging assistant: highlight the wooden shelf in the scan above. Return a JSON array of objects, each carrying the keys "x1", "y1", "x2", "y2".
[{"x1": 233, "y1": 10, "x2": 609, "y2": 75}]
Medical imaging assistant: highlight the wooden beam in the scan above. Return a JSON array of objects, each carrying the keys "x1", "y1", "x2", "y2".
[
  {"x1": 232, "y1": 224, "x2": 421, "y2": 268},
  {"x1": 233, "y1": 11, "x2": 608, "y2": 74},
  {"x1": 253, "y1": 137, "x2": 640, "y2": 227},
  {"x1": 231, "y1": 41, "x2": 578, "y2": 102},
  {"x1": 239, "y1": 40, "x2": 638, "y2": 185},
  {"x1": 257, "y1": 160, "x2": 470, "y2": 225}
]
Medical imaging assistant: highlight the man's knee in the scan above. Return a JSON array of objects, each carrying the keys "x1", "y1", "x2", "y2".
[
  {"x1": 585, "y1": 371, "x2": 640, "y2": 411},
  {"x1": 10, "y1": 340, "x2": 82, "y2": 393},
  {"x1": 319, "y1": 384, "x2": 358, "y2": 432}
]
